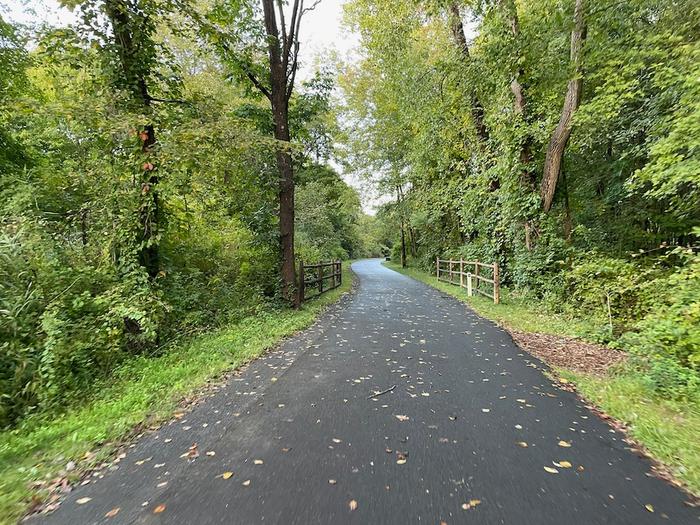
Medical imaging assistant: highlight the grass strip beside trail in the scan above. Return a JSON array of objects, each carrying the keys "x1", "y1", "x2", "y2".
[
  {"x1": 0, "y1": 265, "x2": 354, "y2": 524},
  {"x1": 385, "y1": 261, "x2": 700, "y2": 496}
]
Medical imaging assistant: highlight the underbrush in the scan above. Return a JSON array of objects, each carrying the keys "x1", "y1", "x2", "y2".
[{"x1": 0, "y1": 265, "x2": 353, "y2": 523}]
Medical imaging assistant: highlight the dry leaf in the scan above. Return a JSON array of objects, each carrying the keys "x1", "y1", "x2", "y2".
[
  {"x1": 558, "y1": 461, "x2": 572, "y2": 468},
  {"x1": 206, "y1": 451, "x2": 216, "y2": 457},
  {"x1": 76, "y1": 497, "x2": 91, "y2": 505},
  {"x1": 332, "y1": 438, "x2": 342, "y2": 443},
  {"x1": 222, "y1": 472, "x2": 234, "y2": 480},
  {"x1": 242, "y1": 479, "x2": 251, "y2": 486},
  {"x1": 328, "y1": 479, "x2": 337, "y2": 485},
  {"x1": 462, "y1": 499, "x2": 482, "y2": 510},
  {"x1": 153, "y1": 504, "x2": 166, "y2": 514},
  {"x1": 645, "y1": 504, "x2": 654, "y2": 513},
  {"x1": 396, "y1": 458, "x2": 407, "y2": 465},
  {"x1": 395, "y1": 415, "x2": 409, "y2": 422},
  {"x1": 349, "y1": 499, "x2": 358, "y2": 511},
  {"x1": 481, "y1": 408, "x2": 490, "y2": 413},
  {"x1": 544, "y1": 466, "x2": 559, "y2": 474},
  {"x1": 516, "y1": 441, "x2": 528, "y2": 448},
  {"x1": 558, "y1": 440, "x2": 572, "y2": 448},
  {"x1": 253, "y1": 459, "x2": 264, "y2": 465},
  {"x1": 105, "y1": 507, "x2": 120, "y2": 518}
]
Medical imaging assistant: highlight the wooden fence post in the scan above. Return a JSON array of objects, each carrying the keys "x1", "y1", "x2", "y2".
[
  {"x1": 493, "y1": 262, "x2": 500, "y2": 304},
  {"x1": 474, "y1": 262, "x2": 479, "y2": 294},
  {"x1": 298, "y1": 260, "x2": 305, "y2": 306},
  {"x1": 467, "y1": 272, "x2": 473, "y2": 296},
  {"x1": 436, "y1": 257, "x2": 440, "y2": 281},
  {"x1": 449, "y1": 259, "x2": 453, "y2": 283},
  {"x1": 337, "y1": 260, "x2": 342, "y2": 287},
  {"x1": 459, "y1": 258, "x2": 464, "y2": 288},
  {"x1": 318, "y1": 263, "x2": 324, "y2": 293}
]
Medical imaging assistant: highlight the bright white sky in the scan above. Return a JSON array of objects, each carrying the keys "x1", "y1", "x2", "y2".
[{"x1": 1, "y1": 0, "x2": 377, "y2": 209}]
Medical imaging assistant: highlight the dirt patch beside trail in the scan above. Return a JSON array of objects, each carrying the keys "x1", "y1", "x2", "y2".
[{"x1": 510, "y1": 330, "x2": 626, "y2": 375}]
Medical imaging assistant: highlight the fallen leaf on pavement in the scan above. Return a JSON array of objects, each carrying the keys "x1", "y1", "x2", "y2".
[
  {"x1": 544, "y1": 466, "x2": 559, "y2": 474},
  {"x1": 222, "y1": 472, "x2": 234, "y2": 480},
  {"x1": 153, "y1": 504, "x2": 166, "y2": 514},
  {"x1": 395, "y1": 415, "x2": 409, "y2": 422},
  {"x1": 253, "y1": 459, "x2": 264, "y2": 465},
  {"x1": 516, "y1": 441, "x2": 528, "y2": 448},
  {"x1": 558, "y1": 461, "x2": 572, "y2": 468},
  {"x1": 329, "y1": 479, "x2": 337, "y2": 485},
  {"x1": 558, "y1": 440, "x2": 572, "y2": 448},
  {"x1": 76, "y1": 497, "x2": 91, "y2": 505},
  {"x1": 105, "y1": 507, "x2": 120, "y2": 518},
  {"x1": 242, "y1": 480, "x2": 251, "y2": 486},
  {"x1": 462, "y1": 499, "x2": 481, "y2": 510},
  {"x1": 349, "y1": 499, "x2": 358, "y2": 511},
  {"x1": 645, "y1": 504, "x2": 654, "y2": 513}
]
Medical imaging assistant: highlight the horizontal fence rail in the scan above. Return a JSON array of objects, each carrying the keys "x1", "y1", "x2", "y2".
[
  {"x1": 297, "y1": 259, "x2": 342, "y2": 305},
  {"x1": 436, "y1": 257, "x2": 500, "y2": 304}
]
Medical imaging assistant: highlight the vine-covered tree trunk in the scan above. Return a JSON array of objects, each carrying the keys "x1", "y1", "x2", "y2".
[
  {"x1": 448, "y1": 2, "x2": 489, "y2": 145},
  {"x1": 541, "y1": 0, "x2": 587, "y2": 212},
  {"x1": 104, "y1": 0, "x2": 160, "y2": 279}
]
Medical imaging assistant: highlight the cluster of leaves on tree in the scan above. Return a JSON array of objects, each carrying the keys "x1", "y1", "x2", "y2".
[
  {"x1": 0, "y1": 1, "x2": 372, "y2": 427},
  {"x1": 338, "y1": 0, "x2": 699, "y2": 398}
]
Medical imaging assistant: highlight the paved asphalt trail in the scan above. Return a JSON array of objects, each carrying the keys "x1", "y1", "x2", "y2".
[{"x1": 34, "y1": 259, "x2": 698, "y2": 524}]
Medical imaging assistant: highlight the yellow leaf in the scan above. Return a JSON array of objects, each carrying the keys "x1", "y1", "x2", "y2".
[
  {"x1": 253, "y1": 459, "x2": 264, "y2": 465},
  {"x1": 222, "y1": 471, "x2": 233, "y2": 480},
  {"x1": 516, "y1": 441, "x2": 528, "y2": 448},
  {"x1": 558, "y1": 440, "x2": 572, "y2": 448},
  {"x1": 544, "y1": 466, "x2": 559, "y2": 474},
  {"x1": 645, "y1": 504, "x2": 654, "y2": 513},
  {"x1": 349, "y1": 499, "x2": 358, "y2": 511},
  {"x1": 153, "y1": 504, "x2": 166, "y2": 514},
  {"x1": 462, "y1": 499, "x2": 482, "y2": 510},
  {"x1": 559, "y1": 461, "x2": 572, "y2": 468},
  {"x1": 76, "y1": 497, "x2": 91, "y2": 505}
]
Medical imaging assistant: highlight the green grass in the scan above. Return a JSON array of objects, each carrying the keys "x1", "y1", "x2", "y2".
[
  {"x1": 385, "y1": 262, "x2": 700, "y2": 496},
  {"x1": 561, "y1": 371, "x2": 700, "y2": 494},
  {"x1": 384, "y1": 262, "x2": 594, "y2": 337},
  {"x1": 0, "y1": 265, "x2": 354, "y2": 524}
]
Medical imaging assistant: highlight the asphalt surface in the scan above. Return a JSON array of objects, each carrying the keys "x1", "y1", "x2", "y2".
[{"x1": 34, "y1": 259, "x2": 699, "y2": 524}]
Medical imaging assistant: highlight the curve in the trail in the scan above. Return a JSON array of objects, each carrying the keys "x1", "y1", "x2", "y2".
[{"x1": 33, "y1": 259, "x2": 698, "y2": 524}]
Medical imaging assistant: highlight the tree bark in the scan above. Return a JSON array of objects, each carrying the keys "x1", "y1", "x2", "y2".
[
  {"x1": 261, "y1": 0, "x2": 300, "y2": 304},
  {"x1": 541, "y1": 0, "x2": 587, "y2": 212}
]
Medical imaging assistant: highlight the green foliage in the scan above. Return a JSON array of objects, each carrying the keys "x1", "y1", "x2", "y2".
[
  {"x1": 340, "y1": 0, "x2": 700, "y2": 399},
  {"x1": 0, "y1": 6, "x2": 363, "y2": 429},
  {"x1": 0, "y1": 265, "x2": 353, "y2": 523}
]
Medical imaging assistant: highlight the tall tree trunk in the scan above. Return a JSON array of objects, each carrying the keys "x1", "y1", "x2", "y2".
[
  {"x1": 541, "y1": 0, "x2": 587, "y2": 212},
  {"x1": 500, "y1": 0, "x2": 535, "y2": 250},
  {"x1": 262, "y1": 0, "x2": 296, "y2": 303},
  {"x1": 105, "y1": 0, "x2": 160, "y2": 279},
  {"x1": 397, "y1": 186, "x2": 407, "y2": 268},
  {"x1": 503, "y1": 0, "x2": 534, "y2": 190},
  {"x1": 448, "y1": 2, "x2": 489, "y2": 145}
]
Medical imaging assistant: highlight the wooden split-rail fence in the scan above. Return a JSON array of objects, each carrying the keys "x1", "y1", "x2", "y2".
[
  {"x1": 436, "y1": 258, "x2": 500, "y2": 304},
  {"x1": 297, "y1": 259, "x2": 342, "y2": 305}
]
